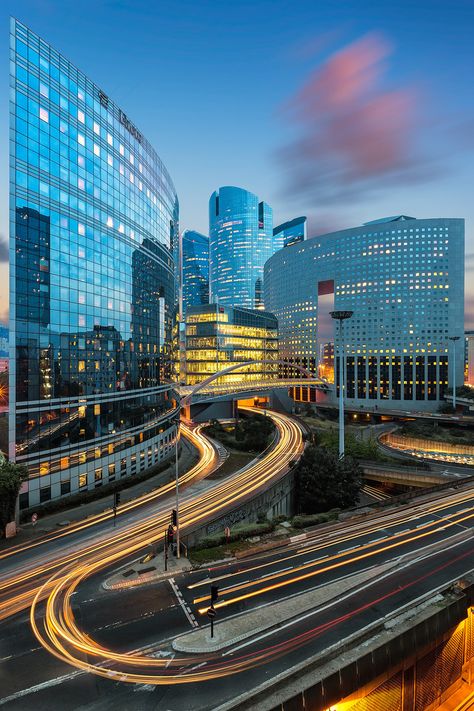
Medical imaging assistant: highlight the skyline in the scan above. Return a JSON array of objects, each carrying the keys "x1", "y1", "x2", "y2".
[{"x1": 1, "y1": 0, "x2": 473, "y2": 326}]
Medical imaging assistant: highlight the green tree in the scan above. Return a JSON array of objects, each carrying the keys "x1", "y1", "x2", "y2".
[
  {"x1": 236, "y1": 414, "x2": 274, "y2": 451},
  {"x1": 0, "y1": 461, "x2": 28, "y2": 535},
  {"x1": 295, "y1": 445, "x2": 361, "y2": 514}
]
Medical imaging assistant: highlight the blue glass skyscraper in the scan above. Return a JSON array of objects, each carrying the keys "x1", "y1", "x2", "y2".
[
  {"x1": 273, "y1": 216, "x2": 307, "y2": 250},
  {"x1": 9, "y1": 19, "x2": 179, "y2": 508},
  {"x1": 209, "y1": 186, "x2": 273, "y2": 309},
  {"x1": 181, "y1": 230, "x2": 209, "y2": 314}
]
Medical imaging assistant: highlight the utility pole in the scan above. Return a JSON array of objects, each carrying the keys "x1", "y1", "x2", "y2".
[
  {"x1": 330, "y1": 310, "x2": 354, "y2": 460},
  {"x1": 449, "y1": 336, "x2": 460, "y2": 411}
]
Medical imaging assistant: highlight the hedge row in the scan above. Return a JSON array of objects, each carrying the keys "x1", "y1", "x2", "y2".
[
  {"x1": 194, "y1": 520, "x2": 275, "y2": 550},
  {"x1": 291, "y1": 510, "x2": 339, "y2": 529}
]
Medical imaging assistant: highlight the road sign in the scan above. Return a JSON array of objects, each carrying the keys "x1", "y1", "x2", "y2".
[
  {"x1": 31, "y1": 513, "x2": 38, "y2": 526},
  {"x1": 207, "y1": 606, "x2": 216, "y2": 619}
]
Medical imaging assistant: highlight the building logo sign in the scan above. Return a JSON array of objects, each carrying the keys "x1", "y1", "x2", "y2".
[
  {"x1": 98, "y1": 90, "x2": 109, "y2": 108},
  {"x1": 119, "y1": 110, "x2": 142, "y2": 143}
]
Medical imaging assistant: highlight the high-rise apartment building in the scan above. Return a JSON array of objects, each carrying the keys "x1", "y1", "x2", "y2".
[
  {"x1": 264, "y1": 216, "x2": 465, "y2": 411},
  {"x1": 273, "y1": 216, "x2": 307, "y2": 251},
  {"x1": 181, "y1": 230, "x2": 209, "y2": 314},
  {"x1": 209, "y1": 186, "x2": 273, "y2": 309},
  {"x1": 185, "y1": 304, "x2": 278, "y2": 387},
  {"x1": 10, "y1": 19, "x2": 179, "y2": 508}
]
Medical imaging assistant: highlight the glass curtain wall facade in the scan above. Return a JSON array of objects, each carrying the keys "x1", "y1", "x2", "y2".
[
  {"x1": 181, "y1": 230, "x2": 209, "y2": 315},
  {"x1": 9, "y1": 19, "x2": 179, "y2": 508},
  {"x1": 273, "y1": 216, "x2": 307, "y2": 251},
  {"x1": 264, "y1": 216, "x2": 465, "y2": 412},
  {"x1": 185, "y1": 304, "x2": 278, "y2": 387},
  {"x1": 209, "y1": 186, "x2": 273, "y2": 310}
]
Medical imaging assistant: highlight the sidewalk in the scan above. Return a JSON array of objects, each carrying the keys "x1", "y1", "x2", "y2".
[
  {"x1": 1, "y1": 439, "x2": 198, "y2": 548},
  {"x1": 103, "y1": 547, "x2": 192, "y2": 590}
]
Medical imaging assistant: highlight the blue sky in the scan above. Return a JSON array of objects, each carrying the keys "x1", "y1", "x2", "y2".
[{"x1": 1, "y1": 0, "x2": 473, "y2": 324}]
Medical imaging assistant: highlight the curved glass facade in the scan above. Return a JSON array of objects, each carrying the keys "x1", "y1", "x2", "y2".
[
  {"x1": 209, "y1": 186, "x2": 273, "y2": 309},
  {"x1": 9, "y1": 19, "x2": 179, "y2": 507},
  {"x1": 265, "y1": 216, "x2": 465, "y2": 411}
]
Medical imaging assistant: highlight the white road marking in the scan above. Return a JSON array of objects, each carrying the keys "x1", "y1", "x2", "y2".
[
  {"x1": 260, "y1": 567, "x2": 292, "y2": 579},
  {"x1": 0, "y1": 671, "x2": 84, "y2": 706},
  {"x1": 169, "y1": 578, "x2": 199, "y2": 628}
]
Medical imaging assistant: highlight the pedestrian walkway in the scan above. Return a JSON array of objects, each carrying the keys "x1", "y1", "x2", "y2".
[
  {"x1": 103, "y1": 547, "x2": 192, "y2": 590},
  {"x1": 1, "y1": 439, "x2": 197, "y2": 548}
]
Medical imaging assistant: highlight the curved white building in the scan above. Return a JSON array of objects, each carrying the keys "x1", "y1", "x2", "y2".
[{"x1": 264, "y1": 216, "x2": 465, "y2": 411}]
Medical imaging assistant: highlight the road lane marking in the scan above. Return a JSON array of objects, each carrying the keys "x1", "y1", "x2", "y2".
[
  {"x1": 169, "y1": 578, "x2": 198, "y2": 628},
  {"x1": 0, "y1": 671, "x2": 84, "y2": 706},
  {"x1": 222, "y1": 536, "x2": 474, "y2": 657}
]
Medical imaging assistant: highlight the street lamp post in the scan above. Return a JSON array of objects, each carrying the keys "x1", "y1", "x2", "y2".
[
  {"x1": 330, "y1": 310, "x2": 354, "y2": 460},
  {"x1": 175, "y1": 412, "x2": 180, "y2": 559},
  {"x1": 448, "y1": 336, "x2": 460, "y2": 411}
]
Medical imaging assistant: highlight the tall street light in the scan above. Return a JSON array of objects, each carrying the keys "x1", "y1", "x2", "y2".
[
  {"x1": 174, "y1": 409, "x2": 180, "y2": 558},
  {"x1": 448, "y1": 336, "x2": 460, "y2": 411},
  {"x1": 330, "y1": 310, "x2": 354, "y2": 460}
]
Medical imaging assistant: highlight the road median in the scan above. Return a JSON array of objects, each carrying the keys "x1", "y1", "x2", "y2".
[{"x1": 172, "y1": 559, "x2": 399, "y2": 654}]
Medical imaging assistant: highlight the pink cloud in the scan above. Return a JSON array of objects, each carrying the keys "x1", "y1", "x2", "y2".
[{"x1": 279, "y1": 33, "x2": 432, "y2": 205}]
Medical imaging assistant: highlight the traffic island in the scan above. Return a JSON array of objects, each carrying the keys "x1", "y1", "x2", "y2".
[{"x1": 172, "y1": 560, "x2": 399, "y2": 654}]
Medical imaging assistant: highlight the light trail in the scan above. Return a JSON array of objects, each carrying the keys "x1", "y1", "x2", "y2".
[
  {"x1": 0, "y1": 423, "x2": 219, "y2": 619},
  {"x1": 0, "y1": 409, "x2": 301, "y2": 622},
  {"x1": 11, "y1": 408, "x2": 474, "y2": 687},
  {"x1": 29, "y1": 521, "x2": 474, "y2": 685},
  {"x1": 194, "y1": 504, "x2": 474, "y2": 612},
  {"x1": 186, "y1": 484, "x2": 474, "y2": 596},
  {"x1": 0, "y1": 422, "x2": 209, "y2": 562}
]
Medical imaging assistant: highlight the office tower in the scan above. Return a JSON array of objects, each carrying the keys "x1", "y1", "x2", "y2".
[
  {"x1": 181, "y1": 230, "x2": 209, "y2": 314},
  {"x1": 10, "y1": 19, "x2": 179, "y2": 507},
  {"x1": 465, "y1": 331, "x2": 474, "y2": 386},
  {"x1": 185, "y1": 304, "x2": 278, "y2": 387},
  {"x1": 264, "y1": 216, "x2": 465, "y2": 411},
  {"x1": 209, "y1": 186, "x2": 273, "y2": 309},
  {"x1": 273, "y1": 216, "x2": 307, "y2": 251}
]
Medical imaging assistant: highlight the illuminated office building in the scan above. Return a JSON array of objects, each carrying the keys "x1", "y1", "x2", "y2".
[
  {"x1": 273, "y1": 216, "x2": 307, "y2": 250},
  {"x1": 181, "y1": 230, "x2": 209, "y2": 314},
  {"x1": 265, "y1": 216, "x2": 465, "y2": 411},
  {"x1": 10, "y1": 20, "x2": 179, "y2": 508},
  {"x1": 209, "y1": 186, "x2": 273, "y2": 309},
  {"x1": 465, "y1": 331, "x2": 474, "y2": 386},
  {"x1": 185, "y1": 304, "x2": 278, "y2": 387}
]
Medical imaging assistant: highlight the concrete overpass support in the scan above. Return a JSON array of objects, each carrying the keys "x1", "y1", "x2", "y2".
[
  {"x1": 217, "y1": 577, "x2": 474, "y2": 711},
  {"x1": 189, "y1": 400, "x2": 236, "y2": 422}
]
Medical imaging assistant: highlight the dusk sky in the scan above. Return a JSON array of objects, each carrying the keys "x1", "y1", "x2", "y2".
[{"x1": 1, "y1": 0, "x2": 473, "y2": 326}]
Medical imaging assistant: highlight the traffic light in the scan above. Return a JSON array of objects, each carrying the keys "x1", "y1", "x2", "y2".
[
  {"x1": 114, "y1": 491, "x2": 121, "y2": 507},
  {"x1": 211, "y1": 584, "x2": 219, "y2": 605},
  {"x1": 171, "y1": 509, "x2": 177, "y2": 527}
]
